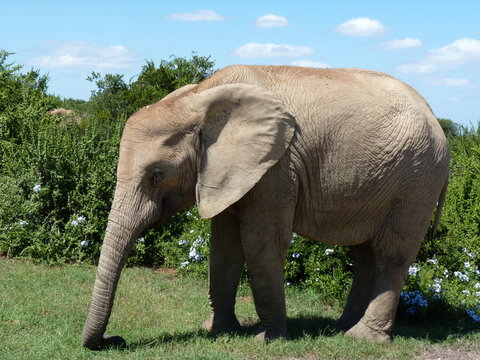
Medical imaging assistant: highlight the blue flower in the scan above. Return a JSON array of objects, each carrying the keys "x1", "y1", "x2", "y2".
[
  {"x1": 466, "y1": 309, "x2": 480, "y2": 322},
  {"x1": 406, "y1": 307, "x2": 417, "y2": 316},
  {"x1": 401, "y1": 290, "x2": 428, "y2": 308}
]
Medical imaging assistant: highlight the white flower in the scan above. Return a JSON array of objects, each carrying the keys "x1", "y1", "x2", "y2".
[
  {"x1": 475, "y1": 283, "x2": 480, "y2": 289},
  {"x1": 193, "y1": 236, "x2": 203, "y2": 246},
  {"x1": 292, "y1": 252, "x2": 301, "y2": 258},
  {"x1": 427, "y1": 258, "x2": 438, "y2": 265},
  {"x1": 138, "y1": 237, "x2": 145, "y2": 243},
  {"x1": 189, "y1": 247, "x2": 204, "y2": 261},
  {"x1": 463, "y1": 248, "x2": 475, "y2": 258},
  {"x1": 178, "y1": 239, "x2": 188, "y2": 246},
  {"x1": 80, "y1": 240, "x2": 89, "y2": 247},
  {"x1": 186, "y1": 211, "x2": 192, "y2": 216},
  {"x1": 408, "y1": 265, "x2": 420, "y2": 276},
  {"x1": 189, "y1": 229, "x2": 194, "y2": 234},
  {"x1": 463, "y1": 290, "x2": 471, "y2": 296},
  {"x1": 33, "y1": 184, "x2": 41, "y2": 192},
  {"x1": 72, "y1": 215, "x2": 86, "y2": 226},
  {"x1": 19, "y1": 220, "x2": 29, "y2": 226},
  {"x1": 180, "y1": 261, "x2": 189, "y2": 268},
  {"x1": 325, "y1": 248, "x2": 334, "y2": 255},
  {"x1": 432, "y1": 278, "x2": 443, "y2": 293},
  {"x1": 454, "y1": 271, "x2": 469, "y2": 282}
]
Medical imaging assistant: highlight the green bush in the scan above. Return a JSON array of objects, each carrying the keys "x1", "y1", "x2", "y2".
[{"x1": 0, "y1": 52, "x2": 215, "y2": 265}]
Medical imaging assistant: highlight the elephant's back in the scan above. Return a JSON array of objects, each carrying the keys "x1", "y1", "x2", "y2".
[{"x1": 200, "y1": 65, "x2": 449, "y2": 245}]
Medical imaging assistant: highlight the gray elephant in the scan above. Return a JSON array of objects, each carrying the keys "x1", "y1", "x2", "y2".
[{"x1": 82, "y1": 65, "x2": 450, "y2": 349}]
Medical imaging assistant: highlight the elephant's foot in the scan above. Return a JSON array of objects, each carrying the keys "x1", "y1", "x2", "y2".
[
  {"x1": 253, "y1": 326, "x2": 290, "y2": 341},
  {"x1": 83, "y1": 334, "x2": 127, "y2": 350},
  {"x1": 202, "y1": 313, "x2": 242, "y2": 333},
  {"x1": 344, "y1": 320, "x2": 391, "y2": 343}
]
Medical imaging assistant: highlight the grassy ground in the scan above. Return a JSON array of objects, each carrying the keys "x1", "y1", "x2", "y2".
[{"x1": 1, "y1": 259, "x2": 479, "y2": 360}]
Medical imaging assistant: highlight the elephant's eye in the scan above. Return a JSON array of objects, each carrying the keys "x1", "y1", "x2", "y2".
[{"x1": 151, "y1": 168, "x2": 164, "y2": 185}]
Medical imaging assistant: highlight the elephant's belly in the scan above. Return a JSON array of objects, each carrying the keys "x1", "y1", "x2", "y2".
[{"x1": 293, "y1": 201, "x2": 387, "y2": 246}]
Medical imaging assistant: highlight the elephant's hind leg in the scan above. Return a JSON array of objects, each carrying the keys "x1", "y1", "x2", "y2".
[
  {"x1": 203, "y1": 210, "x2": 245, "y2": 333},
  {"x1": 344, "y1": 205, "x2": 430, "y2": 342},
  {"x1": 335, "y1": 241, "x2": 375, "y2": 331}
]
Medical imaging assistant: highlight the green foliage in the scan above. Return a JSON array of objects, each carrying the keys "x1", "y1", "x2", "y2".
[
  {"x1": 87, "y1": 54, "x2": 215, "y2": 121},
  {"x1": 0, "y1": 51, "x2": 215, "y2": 264},
  {"x1": 437, "y1": 118, "x2": 462, "y2": 137}
]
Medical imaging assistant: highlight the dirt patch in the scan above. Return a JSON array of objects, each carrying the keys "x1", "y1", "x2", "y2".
[
  {"x1": 238, "y1": 295, "x2": 253, "y2": 304},
  {"x1": 154, "y1": 267, "x2": 178, "y2": 280},
  {"x1": 418, "y1": 344, "x2": 480, "y2": 360}
]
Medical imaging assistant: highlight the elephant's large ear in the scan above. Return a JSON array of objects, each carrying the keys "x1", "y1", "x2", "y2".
[{"x1": 186, "y1": 84, "x2": 296, "y2": 219}]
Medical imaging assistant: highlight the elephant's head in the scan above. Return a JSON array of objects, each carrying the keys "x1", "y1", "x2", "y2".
[{"x1": 82, "y1": 83, "x2": 296, "y2": 349}]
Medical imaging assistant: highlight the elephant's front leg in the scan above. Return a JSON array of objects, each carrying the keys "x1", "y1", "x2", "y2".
[
  {"x1": 239, "y1": 207, "x2": 293, "y2": 340},
  {"x1": 203, "y1": 210, "x2": 245, "y2": 333}
]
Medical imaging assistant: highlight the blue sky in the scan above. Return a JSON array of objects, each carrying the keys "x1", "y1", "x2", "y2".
[{"x1": 2, "y1": 0, "x2": 480, "y2": 126}]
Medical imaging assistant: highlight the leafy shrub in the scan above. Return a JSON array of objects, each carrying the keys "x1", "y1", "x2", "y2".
[
  {"x1": 406, "y1": 128, "x2": 480, "y2": 326},
  {"x1": 0, "y1": 51, "x2": 215, "y2": 264}
]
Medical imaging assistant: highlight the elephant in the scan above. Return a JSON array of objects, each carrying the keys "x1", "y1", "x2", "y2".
[{"x1": 82, "y1": 65, "x2": 450, "y2": 349}]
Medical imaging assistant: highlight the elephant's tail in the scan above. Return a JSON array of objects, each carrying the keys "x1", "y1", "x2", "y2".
[{"x1": 431, "y1": 177, "x2": 448, "y2": 238}]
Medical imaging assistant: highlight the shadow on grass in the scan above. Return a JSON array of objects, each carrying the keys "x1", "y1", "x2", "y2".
[
  {"x1": 126, "y1": 316, "x2": 338, "y2": 351},
  {"x1": 124, "y1": 314, "x2": 479, "y2": 351},
  {"x1": 393, "y1": 318, "x2": 480, "y2": 343}
]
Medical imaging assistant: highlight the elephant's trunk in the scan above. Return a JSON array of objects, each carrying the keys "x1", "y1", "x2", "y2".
[{"x1": 82, "y1": 185, "x2": 147, "y2": 349}]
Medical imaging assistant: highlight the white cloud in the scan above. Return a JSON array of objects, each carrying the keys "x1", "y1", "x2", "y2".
[
  {"x1": 29, "y1": 41, "x2": 136, "y2": 69},
  {"x1": 379, "y1": 38, "x2": 422, "y2": 50},
  {"x1": 396, "y1": 63, "x2": 437, "y2": 74},
  {"x1": 167, "y1": 10, "x2": 224, "y2": 21},
  {"x1": 255, "y1": 14, "x2": 289, "y2": 28},
  {"x1": 291, "y1": 60, "x2": 331, "y2": 68},
  {"x1": 396, "y1": 37, "x2": 480, "y2": 76},
  {"x1": 426, "y1": 38, "x2": 480, "y2": 65},
  {"x1": 436, "y1": 78, "x2": 472, "y2": 87},
  {"x1": 232, "y1": 43, "x2": 314, "y2": 58},
  {"x1": 335, "y1": 17, "x2": 386, "y2": 37}
]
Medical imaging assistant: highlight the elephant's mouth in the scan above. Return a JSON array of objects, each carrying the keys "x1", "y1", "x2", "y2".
[{"x1": 154, "y1": 193, "x2": 194, "y2": 229}]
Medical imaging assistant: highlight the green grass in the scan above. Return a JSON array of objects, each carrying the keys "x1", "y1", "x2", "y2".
[{"x1": 1, "y1": 259, "x2": 479, "y2": 360}]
